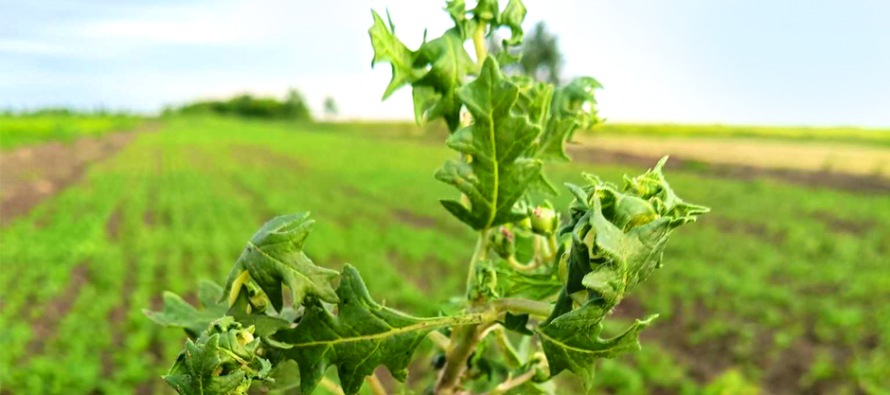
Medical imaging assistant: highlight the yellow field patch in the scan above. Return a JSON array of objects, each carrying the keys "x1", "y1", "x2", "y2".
[{"x1": 576, "y1": 135, "x2": 890, "y2": 177}]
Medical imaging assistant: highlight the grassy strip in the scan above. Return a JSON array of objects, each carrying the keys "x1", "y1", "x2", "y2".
[{"x1": 0, "y1": 114, "x2": 143, "y2": 150}]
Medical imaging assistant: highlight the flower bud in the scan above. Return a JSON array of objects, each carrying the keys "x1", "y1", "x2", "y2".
[
  {"x1": 530, "y1": 203, "x2": 557, "y2": 235},
  {"x1": 491, "y1": 226, "x2": 516, "y2": 259}
]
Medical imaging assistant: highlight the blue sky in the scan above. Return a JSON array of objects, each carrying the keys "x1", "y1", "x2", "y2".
[{"x1": 1, "y1": 0, "x2": 889, "y2": 127}]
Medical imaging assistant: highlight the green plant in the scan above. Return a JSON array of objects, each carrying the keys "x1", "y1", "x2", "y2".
[{"x1": 144, "y1": 1, "x2": 709, "y2": 394}]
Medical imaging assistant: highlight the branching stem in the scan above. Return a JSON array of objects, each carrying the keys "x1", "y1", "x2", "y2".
[
  {"x1": 507, "y1": 255, "x2": 540, "y2": 271},
  {"x1": 480, "y1": 369, "x2": 538, "y2": 395},
  {"x1": 492, "y1": 297, "x2": 552, "y2": 318}
]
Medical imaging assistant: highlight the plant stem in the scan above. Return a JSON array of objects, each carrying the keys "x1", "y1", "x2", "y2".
[
  {"x1": 366, "y1": 373, "x2": 388, "y2": 395},
  {"x1": 428, "y1": 330, "x2": 451, "y2": 350},
  {"x1": 466, "y1": 229, "x2": 491, "y2": 299},
  {"x1": 320, "y1": 377, "x2": 345, "y2": 395},
  {"x1": 473, "y1": 21, "x2": 488, "y2": 66},
  {"x1": 492, "y1": 298, "x2": 553, "y2": 318},
  {"x1": 493, "y1": 326, "x2": 521, "y2": 368},
  {"x1": 480, "y1": 369, "x2": 537, "y2": 395},
  {"x1": 434, "y1": 321, "x2": 489, "y2": 395},
  {"x1": 547, "y1": 234, "x2": 558, "y2": 259},
  {"x1": 507, "y1": 255, "x2": 539, "y2": 271},
  {"x1": 433, "y1": 297, "x2": 551, "y2": 394}
]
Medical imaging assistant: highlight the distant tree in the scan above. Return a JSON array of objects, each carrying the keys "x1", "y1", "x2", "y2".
[
  {"x1": 283, "y1": 88, "x2": 312, "y2": 120},
  {"x1": 323, "y1": 97, "x2": 339, "y2": 118},
  {"x1": 518, "y1": 22, "x2": 563, "y2": 84}
]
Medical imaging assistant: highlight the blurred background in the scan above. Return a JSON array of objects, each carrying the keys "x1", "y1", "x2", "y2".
[{"x1": 1, "y1": 0, "x2": 888, "y2": 395}]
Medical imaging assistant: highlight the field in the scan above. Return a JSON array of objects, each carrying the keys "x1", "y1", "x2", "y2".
[
  {"x1": 0, "y1": 113, "x2": 141, "y2": 150},
  {"x1": 593, "y1": 123, "x2": 890, "y2": 147},
  {"x1": 1, "y1": 117, "x2": 888, "y2": 395}
]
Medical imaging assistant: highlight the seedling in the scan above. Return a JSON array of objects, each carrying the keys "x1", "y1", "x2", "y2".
[{"x1": 145, "y1": 1, "x2": 709, "y2": 394}]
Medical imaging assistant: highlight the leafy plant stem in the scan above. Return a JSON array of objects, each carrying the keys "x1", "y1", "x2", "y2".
[{"x1": 435, "y1": 296, "x2": 549, "y2": 394}]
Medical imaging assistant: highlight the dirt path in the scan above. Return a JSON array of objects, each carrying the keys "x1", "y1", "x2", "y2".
[{"x1": 0, "y1": 123, "x2": 157, "y2": 224}]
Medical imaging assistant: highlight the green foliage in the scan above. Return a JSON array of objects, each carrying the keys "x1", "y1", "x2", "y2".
[
  {"x1": 220, "y1": 213, "x2": 339, "y2": 312},
  {"x1": 0, "y1": 111, "x2": 141, "y2": 150},
  {"x1": 274, "y1": 264, "x2": 484, "y2": 394},
  {"x1": 144, "y1": 280, "x2": 228, "y2": 338},
  {"x1": 323, "y1": 96, "x2": 339, "y2": 117},
  {"x1": 177, "y1": 89, "x2": 312, "y2": 121},
  {"x1": 538, "y1": 157, "x2": 708, "y2": 390},
  {"x1": 144, "y1": 2, "x2": 708, "y2": 395},
  {"x1": 163, "y1": 317, "x2": 272, "y2": 395},
  {"x1": 436, "y1": 57, "x2": 544, "y2": 230}
]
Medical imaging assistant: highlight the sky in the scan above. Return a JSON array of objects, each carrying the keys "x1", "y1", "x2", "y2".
[{"x1": 1, "y1": 0, "x2": 889, "y2": 127}]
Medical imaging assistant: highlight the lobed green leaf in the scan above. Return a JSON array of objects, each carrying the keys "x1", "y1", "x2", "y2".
[
  {"x1": 436, "y1": 56, "x2": 544, "y2": 230},
  {"x1": 272, "y1": 264, "x2": 488, "y2": 395},
  {"x1": 144, "y1": 280, "x2": 229, "y2": 338},
  {"x1": 412, "y1": 28, "x2": 478, "y2": 131},
  {"x1": 369, "y1": 10, "x2": 426, "y2": 99},
  {"x1": 220, "y1": 213, "x2": 339, "y2": 313}
]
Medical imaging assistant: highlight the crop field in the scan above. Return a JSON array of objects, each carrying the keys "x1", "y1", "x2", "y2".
[
  {"x1": 0, "y1": 114, "x2": 141, "y2": 150},
  {"x1": 1, "y1": 117, "x2": 888, "y2": 395},
  {"x1": 593, "y1": 123, "x2": 890, "y2": 147}
]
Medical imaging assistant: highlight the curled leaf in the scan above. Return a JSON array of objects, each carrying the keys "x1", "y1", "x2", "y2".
[
  {"x1": 220, "y1": 213, "x2": 339, "y2": 313},
  {"x1": 539, "y1": 158, "x2": 708, "y2": 390},
  {"x1": 163, "y1": 317, "x2": 272, "y2": 395}
]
